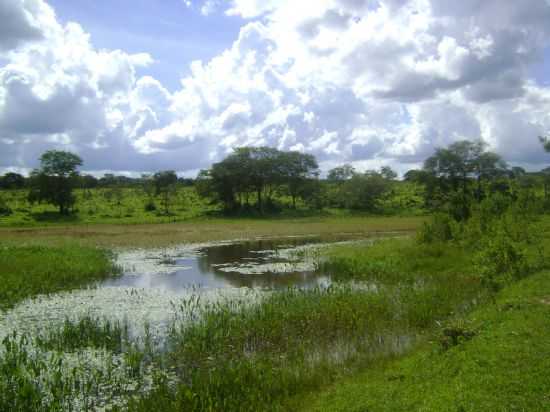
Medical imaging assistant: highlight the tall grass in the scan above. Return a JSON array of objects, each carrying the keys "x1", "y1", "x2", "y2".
[
  {"x1": 0, "y1": 244, "x2": 119, "y2": 310},
  {"x1": 0, "y1": 322, "x2": 154, "y2": 411},
  {"x1": 125, "y1": 238, "x2": 485, "y2": 411}
]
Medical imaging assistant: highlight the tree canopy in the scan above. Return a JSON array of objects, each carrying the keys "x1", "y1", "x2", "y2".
[
  {"x1": 197, "y1": 147, "x2": 319, "y2": 212},
  {"x1": 28, "y1": 150, "x2": 83, "y2": 215}
]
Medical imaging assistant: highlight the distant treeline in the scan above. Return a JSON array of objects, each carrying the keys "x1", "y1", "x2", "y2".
[
  {"x1": 0, "y1": 172, "x2": 195, "y2": 190},
  {"x1": 1, "y1": 139, "x2": 550, "y2": 217}
]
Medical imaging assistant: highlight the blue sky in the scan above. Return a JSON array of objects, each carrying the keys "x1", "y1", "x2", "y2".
[
  {"x1": 1, "y1": 0, "x2": 550, "y2": 176},
  {"x1": 48, "y1": 0, "x2": 244, "y2": 90}
]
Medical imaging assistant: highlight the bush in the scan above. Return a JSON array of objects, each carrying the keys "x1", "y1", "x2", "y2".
[
  {"x1": 417, "y1": 213, "x2": 456, "y2": 244},
  {"x1": 144, "y1": 200, "x2": 157, "y2": 212},
  {"x1": 0, "y1": 197, "x2": 12, "y2": 216},
  {"x1": 439, "y1": 319, "x2": 476, "y2": 351},
  {"x1": 474, "y1": 230, "x2": 530, "y2": 291}
]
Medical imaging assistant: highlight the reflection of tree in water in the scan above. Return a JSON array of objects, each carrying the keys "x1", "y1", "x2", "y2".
[{"x1": 195, "y1": 238, "x2": 326, "y2": 289}]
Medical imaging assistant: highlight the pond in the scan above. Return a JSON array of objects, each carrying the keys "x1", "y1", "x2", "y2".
[
  {"x1": 1, "y1": 234, "x2": 400, "y2": 341},
  {"x1": 104, "y1": 234, "x2": 377, "y2": 291}
]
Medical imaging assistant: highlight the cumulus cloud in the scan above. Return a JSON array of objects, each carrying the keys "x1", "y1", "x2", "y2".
[{"x1": 1, "y1": 0, "x2": 550, "y2": 176}]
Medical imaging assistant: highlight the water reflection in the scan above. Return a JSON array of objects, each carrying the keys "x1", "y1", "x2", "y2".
[{"x1": 104, "y1": 236, "x2": 365, "y2": 292}]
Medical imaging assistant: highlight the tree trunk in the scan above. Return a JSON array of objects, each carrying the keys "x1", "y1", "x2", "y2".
[{"x1": 257, "y1": 189, "x2": 263, "y2": 212}]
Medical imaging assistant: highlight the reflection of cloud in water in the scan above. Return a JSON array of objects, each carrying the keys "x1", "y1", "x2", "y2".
[{"x1": 109, "y1": 237, "x2": 377, "y2": 292}]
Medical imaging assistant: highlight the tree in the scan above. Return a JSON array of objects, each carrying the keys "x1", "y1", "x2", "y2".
[
  {"x1": 327, "y1": 164, "x2": 355, "y2": 182},
  {"x1": 279, "y1": 151, "x2": 319, "y2": 208},
  {"x1": 197, "y1": 147, "x2": 320, "y2": 213},
  {"x1": 423, "y1": 140, "x2": 507, "y2": 219},
  {"x1": 154, "y1": 171, "x2": 178, "y2": 215},
  {"x1": 28, "y1": 150, "x2": 83, "y2": 215},
  {"x1": 539, "y1": 135, "x2": 550, "y2": 152},
  {"x1": 380, "y1": 166, "x2": 397, "y2": 181},
  {"x1": 0, "y1": 173, "x2": 26, "y2": 190},
  {"x1": 343, "y1": 171, "x2": 391, "y2": 211}
]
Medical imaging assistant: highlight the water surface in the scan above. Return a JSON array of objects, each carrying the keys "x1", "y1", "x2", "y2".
[{"x1": 105, "y1": 235, "x2": 367, "y2": 291}]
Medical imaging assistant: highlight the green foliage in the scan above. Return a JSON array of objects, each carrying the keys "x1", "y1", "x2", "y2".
[
  {"x1": 0, "y1": 172, "x2": 25, "y2": 190},
  {"x1": 0, "y1": 186, "x2": 209, "y2": 226},
  {"x1": 197, "y1": 147, "x2": 319, "y2": 213},
  {"x1": 0, "y1": 195, "x2": 12, "y2": 216},
  {"x1": 416, "y1": 213, "x2": 455, "y2": 243},
  {"x1": 327, "y1": 164, "x2": 355, "y2": 182},
  {"x1": 420, "y1": 139, "x2": 508, "y2": 213},
  {"x1": 326, "y1": 169, "x2": 393, "y2": 211},
  {"x1": 28, "y1": 150, "x2": 83, "y2": 215},
  {"x1": 438, "y1": 319, "x2": 476, "y2": 351},
  {"x1": 474, "y1": 230, "x2": 530, "y2": 291}
]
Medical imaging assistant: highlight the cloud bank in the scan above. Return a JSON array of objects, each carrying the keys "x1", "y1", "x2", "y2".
[{"x1": 1, "y1": 0, "x2": 550, "y2": 175}]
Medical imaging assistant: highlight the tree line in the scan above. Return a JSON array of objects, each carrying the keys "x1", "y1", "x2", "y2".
[{"x1": 1, "y1": 137, "x2": 549, "y2": 217}]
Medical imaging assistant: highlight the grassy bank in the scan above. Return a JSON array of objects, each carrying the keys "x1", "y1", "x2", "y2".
[
  {"x1": 0, "y1": 216, "x2": 425, "y2": 248},
  {"x1": 299, "y1": 268, "x2": 550, "y2": 411},
  {"x1": 0, "y1": 244, "x2": 119, "y2": 310}
]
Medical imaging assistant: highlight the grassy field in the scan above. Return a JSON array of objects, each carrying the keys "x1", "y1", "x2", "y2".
[
  {"x1": 0, "y1": 181, "x2": 425, "y2": 228},
  {"x1": 0, "y1": 244, "x2": 118, "y2": 310},
  {"x1": 0, "y1": 216, "x2": 425, "y2": 248},
  {"x1": 0, "y1": 187, "x2": 210, "y2": 227}
]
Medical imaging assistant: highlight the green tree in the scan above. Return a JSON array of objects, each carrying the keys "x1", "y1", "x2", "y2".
[
  {"x1": 327, "y1": 164, "x2": 355, "y2": 182},
  {"x1": 539, "y1": 135, "x2": 550, "y2": 152},
  {"x1": 0, "y1": 172, "x2": 26, "y2": 190},
  {"x1": 154, "y1": 171, "x2": 178, "y2": 215},
  {"x1": 423, "y1": 140, "x2": 506, "y2": 219},
  {"x1": 28, "y1": 150, "x2": 83, "y2": 215},
  {"x1": 344, "y1": 171, "x2": 391, "y2": 211},
  {"x1": 380, "y1": 166, "x2": 397, "y2": 181},
  {"x1": 197, "y1": 147, "x2": 320, "y2": 213},
  {"x1": 279, "y1": 151, "x2": 319, "y2": 208}
]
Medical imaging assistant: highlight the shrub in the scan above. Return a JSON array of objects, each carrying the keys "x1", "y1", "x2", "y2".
[
  {"x1": 438, "y1": 319, "x2": 476, "y2": 351},
  {"x1": 417, "y1": 213, "x2": 456, "y2": 244},
  {"x1": 0, "y1": 197, "x2": 12, "y2": 216},
  {"x1": 474, "y1": 230, "x2": 530, "y2": 291},
  {"x1": 144, "y1": 200, "x2": 157, "y2": 212}
]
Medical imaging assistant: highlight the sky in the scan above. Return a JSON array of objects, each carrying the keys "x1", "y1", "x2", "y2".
[{"x1": 1, "y1": 0, "x2": 550, "y2": 177}]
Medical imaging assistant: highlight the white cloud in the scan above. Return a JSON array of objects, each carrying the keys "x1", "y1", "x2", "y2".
[{"x1": 1, "y1": 0, "x2": 550, "y2": 176}]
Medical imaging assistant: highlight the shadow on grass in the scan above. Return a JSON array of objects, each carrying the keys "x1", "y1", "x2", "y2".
[
  {"x1": 30, "y1": 211, "x2": 81, "y2": 223},
  {"x1": 202, "y1": 208, "x2": 332, "y2": 220}
]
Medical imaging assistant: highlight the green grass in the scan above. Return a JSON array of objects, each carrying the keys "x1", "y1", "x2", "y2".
[
  {"x1": 36, "y1": 315, "x2": 131, "y2": 354},
  {"x1": 125, "y1": 238, "x2": 486, "y2": 411},
  {"x1": 299, "y1": 269, "x2": 550, "y2": 412},
  {"x1": 0, "y1": 243, "x2": 119, "y2": 310},
  {"x1": 0, "y1": 182, "x2": 426, "y2": 228},
  {"x1": 0, "y1": 187, "x2": 210, "y2": 227}
]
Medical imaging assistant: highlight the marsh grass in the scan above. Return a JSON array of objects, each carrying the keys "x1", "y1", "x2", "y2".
[
  {"x1": 36, "y1": 315, "x2": 131, "y2": 354},
  {"x1": 121, "y1": 237, "x2": 486, "y2": 411},
  {"x1": 0, "y1": 316, "x2": 161, "y2": 411},
  {"x1": 0, "y1": 244, "x2": 119, "y2": 310}
]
